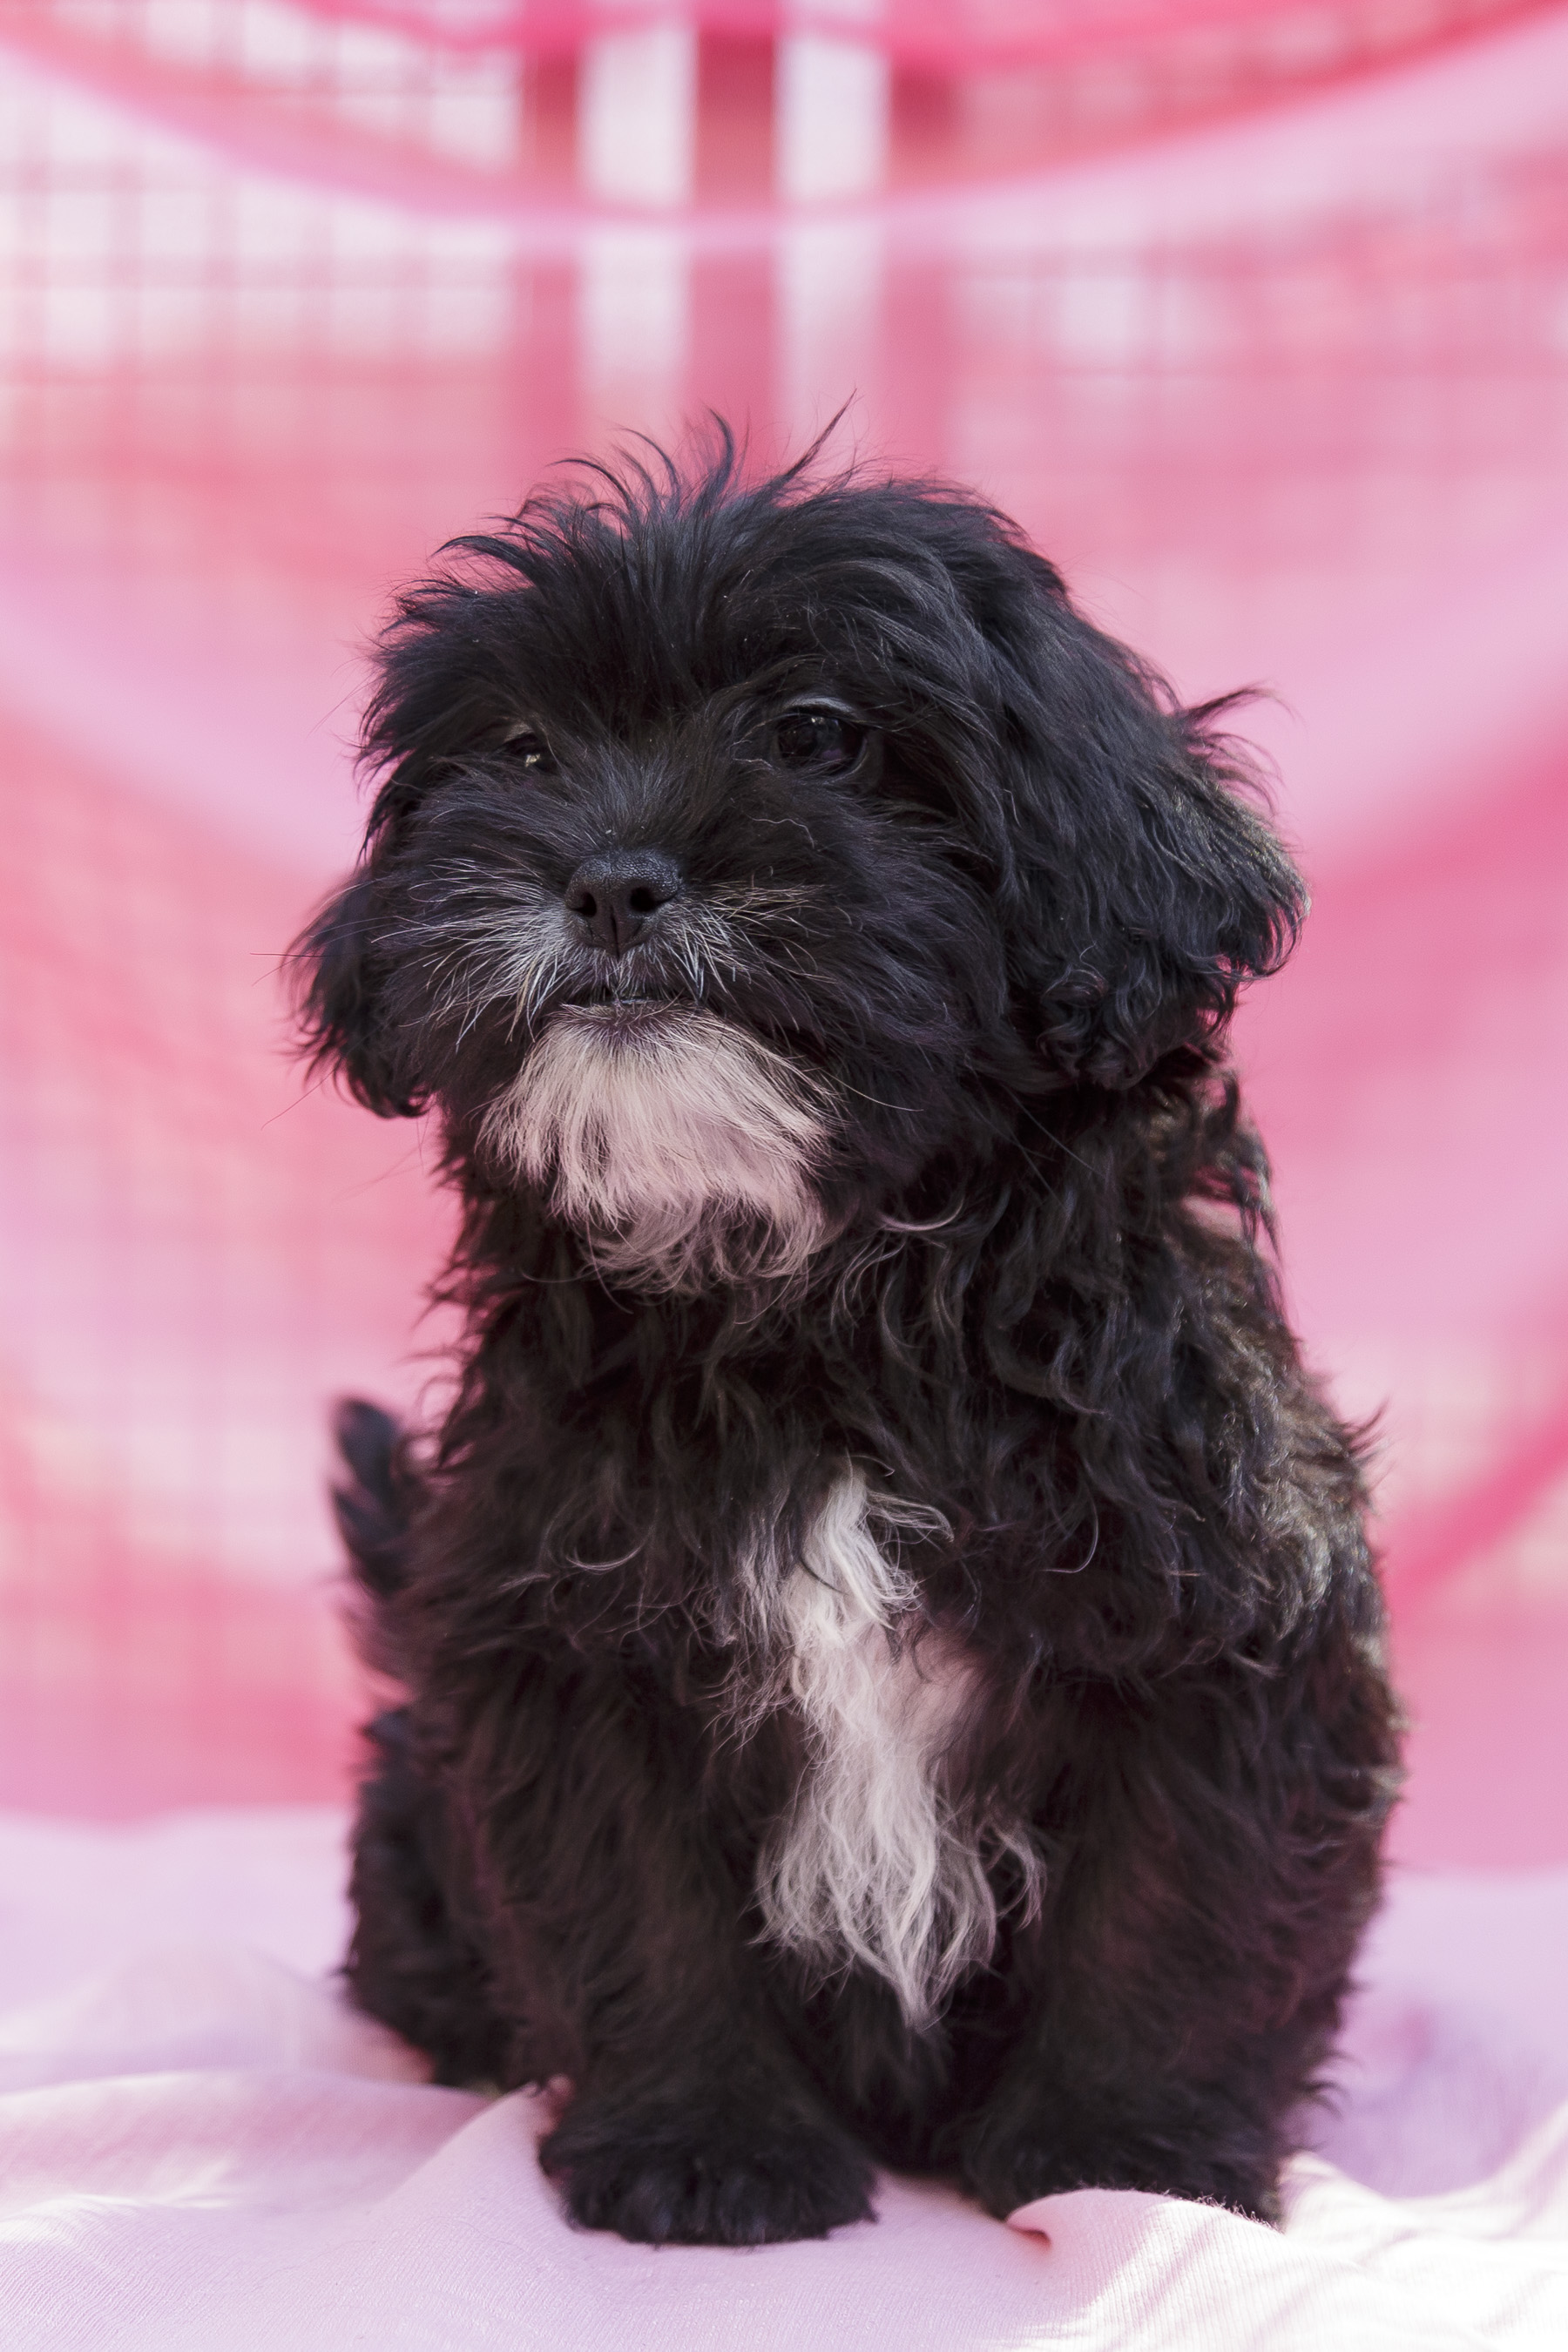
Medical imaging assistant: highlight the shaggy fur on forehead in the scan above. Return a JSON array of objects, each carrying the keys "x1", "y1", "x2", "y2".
[{"x1": 294, "y1": 429, "x2": 1398, "y2": 2254}]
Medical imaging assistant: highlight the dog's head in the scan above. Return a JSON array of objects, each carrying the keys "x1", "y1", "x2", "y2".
[{"x1": 295, "y1": 440, "x2": 1302, "y2": 1288}]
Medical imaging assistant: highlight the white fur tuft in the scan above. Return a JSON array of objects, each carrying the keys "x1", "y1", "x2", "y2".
[
  {"x1": 752, "y1": 1469, "x2": 1043, "y2": 2031},
  {"x1": 482, "y1": 1004, "x2": 829, "y2": 1288}
]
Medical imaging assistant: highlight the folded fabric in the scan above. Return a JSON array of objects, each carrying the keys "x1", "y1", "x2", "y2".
[{"x1": 1, "y1": 1811, "x2": 1565, "y2": 2350}]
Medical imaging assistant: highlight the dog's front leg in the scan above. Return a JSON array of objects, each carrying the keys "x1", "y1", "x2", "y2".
[
  {"x1": 955, "y1": 1654, "x2": 1392, "y2": 2225},
  {"x1": 457, "y1": 1643, "x2": 875, "y2": 2247}
]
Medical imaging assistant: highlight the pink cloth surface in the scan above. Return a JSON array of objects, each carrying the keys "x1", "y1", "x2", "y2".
[{"x1": 2, "y1": 1812, "x2": 1565, "y2": 2349}]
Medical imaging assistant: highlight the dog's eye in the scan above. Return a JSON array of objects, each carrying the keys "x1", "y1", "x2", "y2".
[
  {"x1": 772, "y1": 710, "x2": 865, "y2": 775},
  {"x1": 504, "y1": 727, "x2": 556, "y2": 775}
]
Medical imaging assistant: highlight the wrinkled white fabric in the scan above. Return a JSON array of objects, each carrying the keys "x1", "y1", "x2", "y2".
[{"x1": 0, "y1": 1811, "x2": 1565, "y2": 2349}]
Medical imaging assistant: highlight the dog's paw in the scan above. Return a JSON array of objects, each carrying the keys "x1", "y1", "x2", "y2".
[
  {"x1": 540, "y1": 2092, "x2": 876, "y2": 2246},
  {"x1": 960, "y1": 2112, "x2": 1281, "y2": 2226}
]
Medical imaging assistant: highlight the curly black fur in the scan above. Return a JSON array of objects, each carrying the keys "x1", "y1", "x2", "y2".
[{"x1": 296, "y1": 432, "x2": 1401, "y2": 2247}]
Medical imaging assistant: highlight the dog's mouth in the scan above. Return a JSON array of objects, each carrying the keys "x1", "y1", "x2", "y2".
[
  {"x1": 549, "y1": 992, "x2": 833, "y2": 1091},
  {"x1": 553, "y1": 993, "x2": 693, "y2": 1047}
]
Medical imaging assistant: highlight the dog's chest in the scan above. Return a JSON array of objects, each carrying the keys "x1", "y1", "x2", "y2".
[{"x1": 747, "y1": 1470, "x2": 1004, "y2": 2031}]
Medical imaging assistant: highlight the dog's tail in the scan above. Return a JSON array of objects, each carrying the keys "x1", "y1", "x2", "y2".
[{"x1": 331, "y1": 1397, "x2": 420, "y2": 1611}]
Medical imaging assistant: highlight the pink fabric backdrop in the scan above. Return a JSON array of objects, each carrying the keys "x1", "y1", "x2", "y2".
[{"x1": 0, "y1": 0, "x2": 1564, "y2": 1868}]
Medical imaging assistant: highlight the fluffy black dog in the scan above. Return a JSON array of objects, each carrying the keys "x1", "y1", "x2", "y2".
[{"x1": 295, "y1": 435, "x2": 1401, "y2": 2247}]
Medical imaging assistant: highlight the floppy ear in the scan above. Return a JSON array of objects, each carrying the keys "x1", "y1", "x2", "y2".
[
  {"x1": 292, "y1": 868, "x2": 424, "y2": 1118},
  {"x1": 995, "y1": 561, "x2": 1305, "y2": 1089}
]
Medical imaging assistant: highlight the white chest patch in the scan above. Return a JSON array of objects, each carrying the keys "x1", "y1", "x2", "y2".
[{"x1": 750, "y1": 1469, "x2": 1041, "y2": 2031}]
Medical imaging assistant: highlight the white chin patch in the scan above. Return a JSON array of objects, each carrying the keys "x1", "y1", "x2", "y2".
[{"x1": 483, "y1": 1004, "x2": 829, "y2": 1288}]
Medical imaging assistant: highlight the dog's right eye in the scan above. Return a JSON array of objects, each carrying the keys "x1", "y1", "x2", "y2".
[
  {"x1": 504, "y1": 727, "x2": 557, "y2": 775},
  {"x1": 772, "y1": 710, "x2": 866, "y2": 775}
]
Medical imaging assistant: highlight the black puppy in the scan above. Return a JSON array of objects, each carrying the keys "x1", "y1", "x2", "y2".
[{"x1": 296, "y1": 436, "x2": 1401, "y2": 2247}]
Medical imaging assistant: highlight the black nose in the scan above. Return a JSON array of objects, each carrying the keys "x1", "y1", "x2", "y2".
[{"x1": 564, "y1": 849, "x2": 683, "y2": 956}]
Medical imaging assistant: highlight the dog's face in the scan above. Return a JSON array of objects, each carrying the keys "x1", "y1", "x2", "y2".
[{"x1": 297, "y1": 453, "x2": 1302, "y2": 1285}]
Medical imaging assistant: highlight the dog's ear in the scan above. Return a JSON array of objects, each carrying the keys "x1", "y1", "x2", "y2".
[
  {"x1": 289, "y1": 566, "x2": 510, "y2": 1121},
  {"x1": 291, "y1": 868, "x2": 424, "y2": 1118},
  {"x1": 989, "y1": 552, "x2": 1305, "y2": 1089}
]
